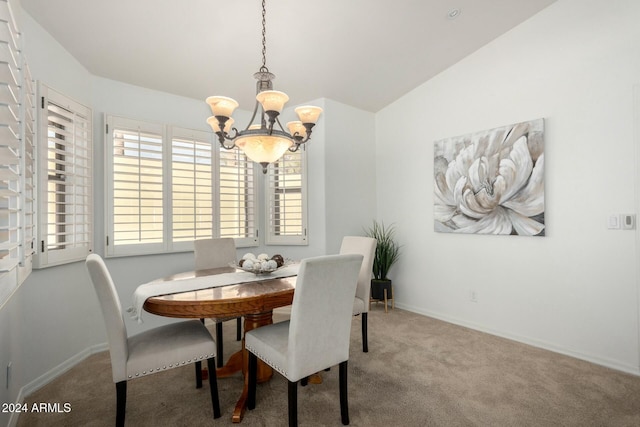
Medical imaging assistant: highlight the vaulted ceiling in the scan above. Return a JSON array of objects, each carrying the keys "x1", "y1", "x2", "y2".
[{"x1": 21, "y1": 0, "x2": 556, "y2": 112}]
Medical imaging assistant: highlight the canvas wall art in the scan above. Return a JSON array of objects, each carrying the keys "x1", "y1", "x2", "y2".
[{"x1": 434, "y1": 119, "x2": 545, "y2": 236}]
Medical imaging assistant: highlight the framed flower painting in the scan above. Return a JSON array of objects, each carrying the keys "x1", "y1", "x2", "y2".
[{"x1": 434, "y1": 119, "x2": 545, "y2": 236}]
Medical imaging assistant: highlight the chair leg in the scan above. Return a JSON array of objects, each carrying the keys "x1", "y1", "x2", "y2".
[
  {"x1": 300, "y1": 376, "x2": 309, "y2": 387},
  {"x1": 339, "y1": 361, "x2": 349, "y2": 425},
  {"x1": 362, "y1": 313, "x2": 368, "y2": 353},
  {"x1": 207, "y1": 357, "x2": 221, "y2": 419},
  {"x1": 248, "y1": 352, "x2": 258, "y2": 410},
  {"x1": 195, "y1": 361, "x2": 203, "y2": 388},
  {"x1": 236, "y1": 317, "x2": 242, "y2": 341},
  {"x1": 215, "y1": 322, "x2": 224, "y2": 368},
  {"x1": 116, "y1": 381, "x2": 126, "y2": 427},
  {"x1": 288, "y1": 380, "x2": 298, "y2": 427}
]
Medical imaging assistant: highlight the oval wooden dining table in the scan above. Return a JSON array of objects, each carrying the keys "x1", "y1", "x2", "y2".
[{"x1": 143, "y1": 266, "x2": 296, "y2": 423}]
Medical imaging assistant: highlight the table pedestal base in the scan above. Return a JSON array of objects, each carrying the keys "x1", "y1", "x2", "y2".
[{"x1": 216, "y1": 311, "x2": 274, "y2": 423}]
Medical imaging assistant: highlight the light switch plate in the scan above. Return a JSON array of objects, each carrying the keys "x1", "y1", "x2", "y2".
[{"x1": 608, "y1": 215, "x2": 620, "y2": 229}]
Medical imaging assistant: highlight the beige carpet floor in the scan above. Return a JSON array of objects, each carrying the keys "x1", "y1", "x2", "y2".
[{"x1": 16, "y1": 306, "x2": 640, "y2": 426}]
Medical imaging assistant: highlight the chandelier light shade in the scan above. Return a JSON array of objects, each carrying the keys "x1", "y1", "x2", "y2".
[{"x1": 206, "y1": 0, "x2": 322, "y2": 173}]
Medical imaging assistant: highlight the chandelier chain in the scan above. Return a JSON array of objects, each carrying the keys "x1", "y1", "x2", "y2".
[{"x1": 260, "y1": 0, "x2": 267, "y2": 72}]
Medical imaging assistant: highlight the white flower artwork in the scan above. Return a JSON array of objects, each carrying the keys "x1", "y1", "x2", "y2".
[{"x1": 434, "y1": 119, "x2": 545, "y2": 236}]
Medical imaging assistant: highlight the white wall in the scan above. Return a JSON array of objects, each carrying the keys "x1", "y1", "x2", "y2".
[
  {"x1": 323, "y1": 99, "x2": 377, "y2": 253},
  {"x1": 376, "y1": 0, "x2": 640, "y2": 374}
]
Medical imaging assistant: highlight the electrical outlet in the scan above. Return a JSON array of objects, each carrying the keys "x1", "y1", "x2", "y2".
[
  {"x1": 622, "y1": 214, "x2": 636, "y2": 230},
  {"x1": 6, "y1": 362, "x2": 11, "y2": 389},
  {"x1": 470, "y1": 290, "x2": 478, "y2": 303}
]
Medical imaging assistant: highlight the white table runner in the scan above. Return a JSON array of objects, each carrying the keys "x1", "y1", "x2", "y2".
[{"x1": 128, "y1": 264, "x2": 299, "y2": 323}]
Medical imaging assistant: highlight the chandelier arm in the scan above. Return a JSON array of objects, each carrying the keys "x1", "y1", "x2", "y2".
[
  {"x1": 275, "y1": 116, "x2": 288, "y2": 135},
  {"x1": 288, "y1": 143, "x2": 301, "y2": 153},
  {"x1": 226, "y1": 127, "x2": 239, "y2": 140},
  {"x1": 297, "y1": 135, "x2": 311, "y2": 144},
  {"x1": 245, "y1": 100, "x2": 262, "y2": 131},
  {"x1": 216, "y1": 132, "x2": 237, "y2": 150}
]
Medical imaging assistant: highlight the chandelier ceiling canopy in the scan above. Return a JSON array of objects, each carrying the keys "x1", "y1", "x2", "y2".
[{"x1": 206, "y1": 0, "x2": 323, "y2": 173}]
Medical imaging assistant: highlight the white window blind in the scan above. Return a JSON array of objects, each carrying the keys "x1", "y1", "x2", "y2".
[
  {"x1": 106, "y1": 116, "x2": 164, "y2": 256},
  {"x1": 171, "y1": 127, "x2": 214, "y2": 246},
  {"x1": 35, "y1": 85, "x2": 93, "y2": 268},
  {"x1": 265, "y1": 147, "x2": 307, "y2": 245},
  {"x1": 219, "y1": 147, "x2": 258, "y2": 246}
]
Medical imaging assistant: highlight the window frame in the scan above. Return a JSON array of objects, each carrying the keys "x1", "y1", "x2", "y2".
[
  {"x1": 218, "y1": 145, "x2": 259, "y2": 247},
  {"x1": 105, "y1": 115, "x2": 259, "y2": 258},
  {"x1": 34, "y1": 84, "x2": 93, "y2": 268},
  {"x1": 169, "y1": 126, "x2": 217, "y2": 252},
  {"x1": 105, "y1": 115, "x2": 166, "y2": 257},
  {"x1": 265, "y1": 145, "x2": 308, "y2": 246}
]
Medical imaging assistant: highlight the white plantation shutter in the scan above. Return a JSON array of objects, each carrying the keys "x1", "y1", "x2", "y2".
[
  {"x1": 0, "y1": 8, "x2": 19, "y2": 273},
  {"x1": 1, "y1": 0, "x2": 37, "y2": 292},
  {"x1": 219, "y1": 147, "x2": 258, "y2": 246},
  {"x1": 106, "y1": 116, "x2": 164, "y2": 256},
  {"x1": 106, "y1": 117, "x2": 260, "y2": 256},
  {"x1": 0, "y1": 0, "x2": 20, "y2": 299},
  {"x1": 0, "y1": 102, "x2": 19, "y2": 273},
  {"x1": 18, "y1": 63, "x2": 35, "y2": 277},
  {"x1": 171, "y1": 127, "x2": 215, "y2": 246},
  {"x1": 35, "y1": 85, "x2": 93, "y2": 267},
  {"x1": 265, "y1": 146, "x2": 307, "y2": 245}
]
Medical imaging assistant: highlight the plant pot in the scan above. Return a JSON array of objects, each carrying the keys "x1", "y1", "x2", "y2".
[{"x1": 370, "y1": 279, "x2": 392, "y2": 301}]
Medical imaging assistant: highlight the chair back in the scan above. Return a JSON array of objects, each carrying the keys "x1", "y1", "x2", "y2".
[
  {"x1": 288, "y1": 254, "x2": 363, "y2": 380},
  {"x1": 85, "y1": 254, "x2": 128, "y2": 383},
  {"x1": 194, "y1": 238, "x2": 237, "y2": 270},
  {"x1": 340, "y1": 236, "x2": 377, "y2": 311}
]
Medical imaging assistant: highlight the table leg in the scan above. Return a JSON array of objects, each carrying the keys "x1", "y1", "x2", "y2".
[{"x1": 227, "y1": 311, "x2": 274, "y2": 423}]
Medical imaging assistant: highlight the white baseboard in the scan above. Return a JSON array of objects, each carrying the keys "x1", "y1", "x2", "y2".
[
  {"x1": 8, "y1": 342, "x2": 108, "y2": 427},
  {"x1": 394, "y1": 302, "x2": 640, "y2": 377}
]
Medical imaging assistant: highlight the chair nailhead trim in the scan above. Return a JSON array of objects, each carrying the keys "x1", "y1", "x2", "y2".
[
  {"x1": 245, "y1": 345, "x2": 288, "y2": 377},
  {"x1": 127, "y1": 353, "x2": 215, "y2": 379}
]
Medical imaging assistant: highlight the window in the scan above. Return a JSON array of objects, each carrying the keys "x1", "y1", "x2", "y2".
[
  {"x1": 106, "y1": 116, "x2": 164, "y2": 256},
  {"x1": 105, "y1": 116, "x2": 258, "y2": 257},
  {"x1": 265, "y1": 146, "x2": 307, "y2": 245},
  {"x1": 35, "y1": 85, "x2": 92, "y2": 268},
  {"x1": 219, "y1": 147, "x2": 258, "y2": 246},
  {"x1": 171, "y1": 127, "x2": 214, "y2": 245}
]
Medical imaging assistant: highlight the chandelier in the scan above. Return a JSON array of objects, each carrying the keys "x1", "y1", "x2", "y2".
[{"x1": 206, "y1": 0, "x2": 323, "y2": 173}]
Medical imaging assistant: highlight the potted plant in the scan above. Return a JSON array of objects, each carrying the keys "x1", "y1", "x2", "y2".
[{"x1": 365, "y1": 220, "x2": 401, "y2": 302}]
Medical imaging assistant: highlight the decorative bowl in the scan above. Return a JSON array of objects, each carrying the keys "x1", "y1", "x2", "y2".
[
  {"x1": 231, "y1": 263, "x2": 290, "y2": 275},
  {"x1": 231, "y1": 254, "x2": 290, "y2": 275}
]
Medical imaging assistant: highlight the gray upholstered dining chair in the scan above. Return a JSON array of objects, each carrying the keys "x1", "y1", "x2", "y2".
[
  {"x1": 194, "y1": 237, "x2": 242, "y2": 367},
  {"x1": 86, "y1": 254, "x2": 221, "y2": 427},
  {"x1": 246, "y1": 254, "x2": 363, "y2": 426},
  {"x1": 340, "y1": 236, "x2": 377, "y2": 352}
]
